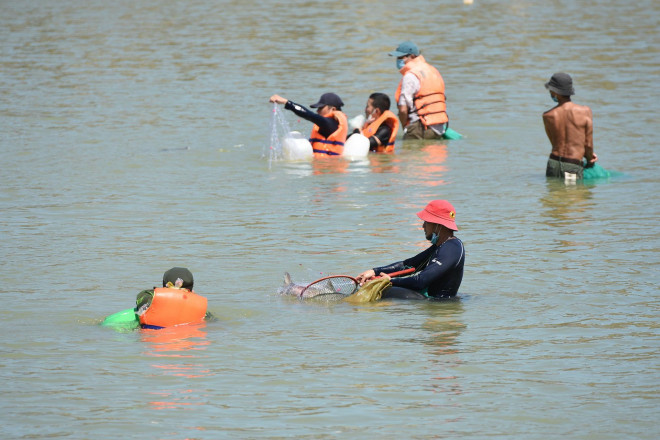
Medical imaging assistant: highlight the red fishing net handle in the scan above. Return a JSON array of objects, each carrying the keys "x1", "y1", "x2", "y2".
[
  {"x1": 359, "y1": 267, "x2": 416, "y2": 285},
  {"x1": 301, "y1": 268, "x2": 416, "y2": 298},
  {"x1": 379, "y1": 268, "x2": 415, "y2": 278}
]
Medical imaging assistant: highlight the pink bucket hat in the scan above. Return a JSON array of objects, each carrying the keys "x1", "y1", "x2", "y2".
[{"x1": 416, "y1": 200, "x2": 458, "y2": 231}]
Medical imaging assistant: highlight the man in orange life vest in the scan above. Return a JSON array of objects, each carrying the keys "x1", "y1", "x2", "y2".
[
  {"x1": 269, "y1": 92, "x2": 348, "y2": 157},
  {"x1": 389, "y1": 41, "x2": 449, "y2": 140},
  {"x1": 349, "y1": 92, "x2": 400, "y2": 153},
  {"x1": 136, "y1": 267, "x2": 212, "y2": 328}
]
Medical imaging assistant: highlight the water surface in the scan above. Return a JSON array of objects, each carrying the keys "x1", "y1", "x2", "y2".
[{"x1": 1, "y1": 0, "x2": 658, "y2": 438}]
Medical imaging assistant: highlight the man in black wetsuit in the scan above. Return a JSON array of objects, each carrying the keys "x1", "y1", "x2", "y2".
[
  {"x1": 269, "y1": 92, "x2": 347, "y2": 156},
  {"x1": 356, "y1": 200, "x2": 465, "y2": 299}
]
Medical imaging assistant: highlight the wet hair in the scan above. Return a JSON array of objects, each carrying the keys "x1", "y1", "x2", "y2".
[{"x1": 369, "y1": 93, "x2": 391, "y2": 112}]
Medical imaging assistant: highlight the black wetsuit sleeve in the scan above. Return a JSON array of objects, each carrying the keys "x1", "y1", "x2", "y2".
[
  {"x1": 373, "y1": 246, "x2": 436, "y2": 275},
  {"x1": 369, "y1": 124, "x2": 393, "y2": 151},
  {"x1": 284, "y1": 100, "x2": 339, "y2": 138},
  {"x1": 390, "y1": 240, "x2": 464, "y2": 292}
]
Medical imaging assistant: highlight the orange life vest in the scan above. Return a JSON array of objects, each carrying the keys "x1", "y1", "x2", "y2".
[
  {"x1": 361, "y1": 110, "x2": 400, "y2": 153},
  {"x1": 138, "y1": 287, "x2": 207, "y2": 328},
  {"x1": 309, "y1": 111, "x2": 348, "y2": 157},
  {"x1": 395, "y1": 55, "x2": 448, "y2": 127}
]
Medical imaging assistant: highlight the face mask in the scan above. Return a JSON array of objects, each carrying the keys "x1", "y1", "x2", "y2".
[
  {"x1": 430, "y1": 232, "x2": 439, "y2": 245},
  {"x1": 396, "y1": 58, "x2": 405, "y2": 70},
  {"x1": 551, "y1": 93, "x2": 558, "y2": 103}
]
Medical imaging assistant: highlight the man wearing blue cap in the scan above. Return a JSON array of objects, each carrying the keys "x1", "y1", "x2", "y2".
[
  {"x1": 543, "y1": 72, "x2": 598, "y2": 180},
  {"x1": 389, "y1": 41, "x2": 449, "y2": 140}
]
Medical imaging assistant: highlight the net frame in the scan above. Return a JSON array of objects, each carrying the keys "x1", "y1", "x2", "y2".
[{"x1": 300, "y1": 275, "x2": 359, "y2": 298}]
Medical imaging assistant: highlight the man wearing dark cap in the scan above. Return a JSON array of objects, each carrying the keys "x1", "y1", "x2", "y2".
[
  {"x1": 355, "y1": 200, "x2": 465, "y2": 299},
  {"x1": 136, "y1": 266, "x2": 195, "y2": 310},
  {"x1": 543, "y1": 72, "x2": 598, "y2": 180},
  {"x1": 389, "y1": 41, "x2": 449, "y2": 140},
  {"x1": 135, "y1": 267, "x2": 212, "y2": 324},
  {"x1": 270, "y1": 92, "x2": 348, "y2": 157}
]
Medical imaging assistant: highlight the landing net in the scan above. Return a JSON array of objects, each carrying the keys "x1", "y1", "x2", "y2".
[{"x1": 303, "y1": 276, "x2": 359, "y2": 297}]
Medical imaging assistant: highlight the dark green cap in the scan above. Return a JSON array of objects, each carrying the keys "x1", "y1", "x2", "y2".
[
  {"x1": 162, "y1": 267, "x2": 194, "y2": 289},
  {"x1": 388, "y1": 41, "x2": 420, "y2": 57}
]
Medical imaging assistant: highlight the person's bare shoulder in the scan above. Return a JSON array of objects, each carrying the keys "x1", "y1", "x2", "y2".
[
  {"x1": 543, "y1": 105, "x2": 559, "y2": 121},
  {"x1": 543, "y1": 102, "x2": 561, "y2": 115},
  {"x1": 576, "y1": 103, "x2": 592, "y2": 117},
  {"x1": 561, "y1": 103, "x2": 592, "y2": 124}
]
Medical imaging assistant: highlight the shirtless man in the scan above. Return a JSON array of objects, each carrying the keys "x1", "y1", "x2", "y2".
[{"x1": 543, "y1": 72, "x2": 597, "y2": 180}]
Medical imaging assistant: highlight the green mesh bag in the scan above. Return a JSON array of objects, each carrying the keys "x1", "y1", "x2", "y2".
[
  {"x1": 344, "y1": 278, "x2": 392, "y2": 303},
  {"x1": 583, "y1": 162, "x2": 612, "y2": 180}
]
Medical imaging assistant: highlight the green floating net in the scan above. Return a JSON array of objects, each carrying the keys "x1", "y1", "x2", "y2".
[
  {"x1": 443, "y1": 127, "x2": 463, "y2": 140},
  {"x1": 344, "y1": 278, "x2": 392, "y2": 304},
  {"x1": 101, "y1": 308, "x2": 140, "y2": 330},
  {"x1": 583, "y1": 162, "x2": 613, "y2": 180}
]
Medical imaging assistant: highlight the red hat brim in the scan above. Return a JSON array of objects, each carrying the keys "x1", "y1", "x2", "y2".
[{"x1": 416, "y1": 203, "x2": 458, "y2": 231}]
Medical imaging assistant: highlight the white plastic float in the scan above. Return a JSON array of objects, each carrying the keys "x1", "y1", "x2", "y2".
[
  {"x1": 342, "y1": 133, "x2": 370, "y2": 159},
  {"x1": 282, "y1": 131, "x2": 313, "y2": 161},
  {"x1": 348, "y1": 114, "x2": 365, "y2": 132}
]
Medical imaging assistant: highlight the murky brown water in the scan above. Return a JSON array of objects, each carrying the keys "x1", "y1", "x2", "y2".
[{"x1": 1, "y1": 0, "x2": 658, "y2": 438}]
